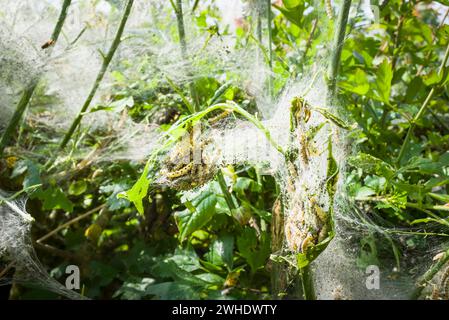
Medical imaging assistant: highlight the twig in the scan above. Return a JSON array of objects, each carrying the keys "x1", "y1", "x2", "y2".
[
  {"x1": 34, "y1": 242, "x2": 78, "y2": 261},
  {"x1": 303, "y1": 19, "x2": 318, "y2": 60},
  {"x1": 172, "y1": 0, "x2": 199, "y2": 111},
  {"x1": 327, "y1": 0, "x2": 352, "y2": 107},
  {"x1": 59, "y1": 0, "x2": 134, "y2": 149},
  {"x1": 391, "y1": 13, "x2": 405, "y2": 69},
  {"x1": 267, "y1": 0, "x2": 273, "y2": 96},
  {"x1": 396, "y1": 42, "x2": 449, "y2": 165},
  {"x1": 36, "y1": 204, "x2": 106, "y2": 244},
  {"x1": 191, "y1": 0, "x2": 200, "y2": 14}
]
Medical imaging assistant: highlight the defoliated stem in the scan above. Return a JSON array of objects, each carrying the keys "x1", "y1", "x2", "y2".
[
  {"x1": 59, "y1": 0, "x2": 134, "y2": 150},
  {"x1": 396, "y1": 42, "x2": 449, "y2": 166},
  {"x1": 267, "y1": 0, "x2": 273, "y2": 96},
  {"x1": 0, "y1": 84, "x2": 37, "y2": 157},
  {"x1": 327, "y1": 0, "x2": 352, "y2": 106},
  {"x1": 172, "y1": 0, "x2": 198, "y2": 111},
  {"x1": 0, "y1": 0, "x2": 72, "y2": 157},
  {"x1": 174, "y1": 0, "x2": 188, "y2": 57},
  {"x1": 50, "y1": 0, "x2": 72, "y2": 42}
]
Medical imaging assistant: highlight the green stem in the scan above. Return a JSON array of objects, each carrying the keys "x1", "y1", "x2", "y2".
[
  {"x1": 257, "y1": 10, "x2": 263, "y2": 43},
  {"x1": 411, "y1": 247, "x2": 449, "y2": 299},
  {"x1": 59, "y1": 0, "x2": 134, "y2": 150},
  {"x1": 327, "y1": 0, "x2": 352, "y2": 106},
  {"x1": 267, "y1": 0, "x2": 273, "y2": 96},
  {"x1": 302, "y1": 18, "x2": 318, "y2": 62},
  {"x1": 0, "y1": 0, "x2": 72, "y2": 157},
  {"x1": 357, "y1": 196, "x2": 449, "y2": 214},
  {"x1": 191, "y1": 0, "x2": 200, "y2": 14},
  {"x1": 406, "y1": 202, "x2": 449, "y2": 214},
  {"x1": 50, "y1": 0, "x2": 72, "y2": 42},
  {"x1": 172, "y1": 0, "x2": 198, "y2": 111},
  {"x1": 300, "y1": 265, "x2": 316, "y2": 300},
  {"x1": 216, "y1": 170, "x2": 237, "y2": 211},
  {"x1": 391, "y1": 6, "x2": 405, "y2": 70},
  {"x1": 396, "y1": 42, "x2": 449, "y2": 166}
]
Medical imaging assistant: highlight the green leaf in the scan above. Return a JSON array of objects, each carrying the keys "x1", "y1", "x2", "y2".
[
  {"x1": 100, "y1": 183, "x2": 130, "y2": 211},
  {"x1": 205, "y1": 234, "x2": 234, "y2": 270},
  {"x1": 375, "y1": 59, "x2": 393, "y2": 104},
  {"x1": 423, "y1": 70, "x2": 441, "y2": 86},
  {"x1": 296, "y1": 234, "x2": 334, "y2": 269},
  {"x1": 174, "y1": 191, "x2": 217, "y2": 242},
  {"x1": 192, "y1": 77, "x2": 220, "y2": 105},
  {"x1": 296, "y1": 253, "x2": 310, "y2": 269},
  {"x1": 348, "y1": 153, "x2": 395, "y2": 179},
  {"x1": 282, "y1": 0, "x2": 301, "y2": 9},
  {"x1": 68, "y1": 180, "x2": 87, "y2": 196},
  {"x1": 162, "y1": 261, "x2": 210, "y2": 287},
  {"x1": 401, "y1": 154, "x2": 449, "y2": 175},
  {"x1": 354, "y1": 186, "x2": 376, "y2": 200},
  {"x1": 169, "y1": 246, "x2": 202, "y2": 272},
  {"x1": 119, "y1": 162, "x2": 150, "y2": 215},
  {"x1": 233, "y1": 177, "x2": 261, "y2": 195},
  {"x1": 273, "y1": 3, "x2": 304, "y2": 26},
  {"x1": 12, "y1": 160, "x2": 42, "y2": 197},
  {"x1": 144, "y1": 282, "x2": 201, "y2": 300},
  {"x1": 364, "y1": 175, "x2": 387, "y2": 193},
  {"x1": 236, "y1": 227, "x2": 270, "y2": 273},
  {"x1": 195, "y1": 273, "x2": 225, "y2": 285},
  {"x1": 39, "y1": 186, "x2": 74, "y2": 212},
  {"x1": 339, "y1": 68, "x2": 370, "y2": 95},
  {"x1": 114, "y1": 278, "x2": 155, "y2": 300},
  {"x1": 428, "y1": 192, "x2": 449, "y2": 204},
  {"x1": 241, "y1": 200, "x2": 272, "y2": 222}
]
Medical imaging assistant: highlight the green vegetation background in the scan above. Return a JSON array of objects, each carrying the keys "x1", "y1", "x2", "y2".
[{"x1": 1, "y1": 0, "x2": 449, "y2": 299}]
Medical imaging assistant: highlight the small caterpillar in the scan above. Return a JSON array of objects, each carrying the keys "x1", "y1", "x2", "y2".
[
  {"x1": 299, "y1": 133, "x2": 310, "y2": 165},
  {"x1": 325, "y1": 0, "x2": 334, "y2": 20},
  {"x1": 208, "y1": 109, "x2": 232, "y2": 125},
  {"x1": 310, "y1": 197, "x2": 327, "y2": 222},
  {"x1": 300, "y1": 233, "x2": 315, "y2": 253},
  {"x1": 431, "y1": 285, "x2": 440, "y2": 300},
  {"x1": 166, "y1": 162, "x2": 193, "y2": 179}
]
